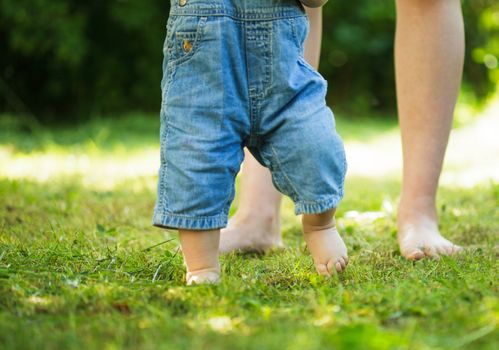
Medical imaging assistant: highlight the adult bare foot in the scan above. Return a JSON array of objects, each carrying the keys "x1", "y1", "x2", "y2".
[
  {"x1": 219, "y1": 214, "x2": 283, "y2": 253},
  {"x1": 397, "y1": 201, "x2": 462, "y2": 260}
]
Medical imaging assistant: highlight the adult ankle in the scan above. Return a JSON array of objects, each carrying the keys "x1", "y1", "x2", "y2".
[
  {"x1": 232, "y1": 208, "x2": 280, "y2": 227},
  {"x1": 398, "y1": 195, "x2": 438, "y2": 221}
]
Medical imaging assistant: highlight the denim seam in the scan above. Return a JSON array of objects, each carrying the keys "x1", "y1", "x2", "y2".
[
  {"x1": 155, "y1": 212, "x2": 226, "y2": 219},
  {"x1": 161, "y1": 18, "x2": 176, "y2": 106},
  {"x1": 158, "y1": 18, "x2": 177, "y2": 214},
  {"x1": 262, "y1": 21, "x2": 274, "y2": 99},
  {"x1": 220, "y1": 169, "x2": 239, "y2": 221},
  {"x1": 170, "y1": 11, "x2": 306, "y2": 21},
  {"x1": 272, "y1": 172, "x2": 292, "y2": 201},
  {"x1": 338, "y1": 144, "x2": 347, "y2": 197},
  {"x1": 159, "y1": 115, "x2": 172, "y2": 214},
  {"x1": 294, "y1": 195, "x2": 342, "y2": 215},
  {"x1": 244, "y1": 21, "x2": 256, "y2": 136},
  {"x1": 289, "y1": 17, "x2": 300, "y2": 51},
  {"x1": 295, "y1": 196, "x2": 341, "y2": 205},
  {"x1": 160, "y1": 51, "x2": 177, "y2": 214},
  {"x1": 159, "y1": 68, "x2": 173, "y2": 213},
  {"x1": 269, "y1": 143, "x2": 302, "y2": 201},
  {"x1": 171, "y1": 13, "x2": 307, "y2": 22},
  {"x1": 153, "y1": 212, "x2": 228, "y2": 230}
]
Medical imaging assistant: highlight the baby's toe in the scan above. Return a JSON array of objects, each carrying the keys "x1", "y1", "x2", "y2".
[
  {"x1": 316, "y1": 263, "x2": 331, "y2": 278},
  {"x1": 338, "y1": 257, "x2": 347, "y2": 270},
  {"x1": 327, "y1": 259, "x2": 344, "y2": 274},
  {"x1": 326, "y1": 259, "x2": 337, "y2": 274}
]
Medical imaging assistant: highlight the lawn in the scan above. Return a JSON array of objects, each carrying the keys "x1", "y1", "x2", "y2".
[{"x1": 0, "y1": 113, "x2": 497, "y2": 350}]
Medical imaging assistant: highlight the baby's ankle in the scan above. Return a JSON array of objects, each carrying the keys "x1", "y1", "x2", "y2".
[
  {"x1": 302, "y1": 209, "x2": 336, "y2": 234},
  {"x1": 179, "y1": 229, "x2": 221, "y2": 285}
]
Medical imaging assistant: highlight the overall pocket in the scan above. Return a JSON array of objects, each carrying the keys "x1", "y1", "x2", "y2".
[
  {"x1": 161, "y1": 16, "x2": 208, "y2": 108},
  {"x1": 167, "y1": 16, "x2": 208, "y2": 69}
]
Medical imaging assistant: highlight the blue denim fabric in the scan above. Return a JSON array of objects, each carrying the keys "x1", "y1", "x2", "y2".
[{"x1": 153, "y1": 0, "x2": 347, "y2": 230}]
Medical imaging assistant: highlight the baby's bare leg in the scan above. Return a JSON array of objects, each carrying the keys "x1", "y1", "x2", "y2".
[
  {"x1": 302, "y1": 209, "x2": 348, "y2": 277},
  {"x1": 179, "y1": 229, "x2": 220, "y2": 285}
]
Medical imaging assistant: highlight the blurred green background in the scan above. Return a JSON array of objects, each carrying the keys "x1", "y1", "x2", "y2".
[{"x1": 0, "y1": 0, "x2": 497, "y2": 122}]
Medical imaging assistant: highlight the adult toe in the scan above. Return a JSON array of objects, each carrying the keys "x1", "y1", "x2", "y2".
[{"x1": 401, "y1": 246, "x2": 425, "y2": 261}]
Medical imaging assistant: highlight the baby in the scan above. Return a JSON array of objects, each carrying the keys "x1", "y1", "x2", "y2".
[{"x1": 153, "y1": 0, "x2": 347, "y2": 285}]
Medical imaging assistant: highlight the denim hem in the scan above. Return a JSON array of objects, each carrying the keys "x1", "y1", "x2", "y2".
[
  {"x1": 152, "y1": 212, "x2": 228, "y2": 230},
  {"x1": 294, "y1": 195, "x2": 343, "y2": 215}
]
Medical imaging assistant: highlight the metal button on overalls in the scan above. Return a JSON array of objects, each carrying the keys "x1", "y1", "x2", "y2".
[
  {"x1": 183, "y1": 39, "x2": 193, "y2": 53},
  {"x1": 179, "y1": 0, "x2": 187, "y2": 6}
]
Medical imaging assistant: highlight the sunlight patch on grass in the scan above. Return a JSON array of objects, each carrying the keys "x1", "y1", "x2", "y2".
[
  {"x1": 0, "y1": 146, "x2": 159, "y2": 190},
  {"x1": 1, "y1": 99, "x2": 498, "y2": 190}
]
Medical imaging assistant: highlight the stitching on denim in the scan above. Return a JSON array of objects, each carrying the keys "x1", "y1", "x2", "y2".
[
  {"x1": 296, "y1": 196, "x2": 340, "y2": 205},
  {"x1": 295, "y1": 196, "x2": 341, "y2": 214},
  {"x1": 159, "y1": 117, "x2": 172, "y2": 213},
  {"x1": 160, "y1": 17, "x2": 177, "y2": 105},
  {"x1": 159, "y1": 25, "x2": 176, "y2": 214},
  {"x1": 222, "y1": 149, "x2": 244, "y2": 216},
  {"x1": 262, "y1": 21, "x2": 273, "y2": 99},
  {"x1": 219, "y1": 166, "x2": 239, "y2": 220},
  {"x1": 156, "y1": 212, "x2": 226, "y2": 220},
  {"x1": 289, "y1": 18, "x2": 301, "y2": 51},
  {"x1": 153, "y1": 213, "x2": 228, "y2": 229},
  {"x1": 170, "y1": 9, "x2": 306, "y2": 21},
  {"x1": 167, "y1": 16, "x2": 207, "y2": 70},
  {"x1": 269, "y1": 144, "x2": 302, "y2": 201},
  {"x1": 296, "y1": 198, "x2": 338, "y2": 208},
  {"x1": 256, "y1": 148, "x2": 289, "y2": 199},
  {"x1": 172, "y1": 13, "x2": 307, "y2": 21},
  {"x1": 338, "y1": 142, "x2": 347, "y2": 197},
  {"x1": 159, "y1": 17, "x2": 209, "y2": 215},
  {"x1": 159, "y1": 14, "x2": 176, "y2": 214}
]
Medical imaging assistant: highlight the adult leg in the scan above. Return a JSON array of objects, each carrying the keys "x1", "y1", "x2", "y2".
[
  {"x1": 395, "y1": 0, "x2": 464, "y2": 259},
  {"x1": 219, "y1": 6, "x2": 323, "y2": 252}
]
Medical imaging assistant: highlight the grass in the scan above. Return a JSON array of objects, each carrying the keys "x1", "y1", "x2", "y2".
[{"x1": 0, "y1": 114, "x2": 498, "y2": 350}]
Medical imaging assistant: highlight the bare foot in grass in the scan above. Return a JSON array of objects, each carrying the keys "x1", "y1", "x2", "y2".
[
  {"x1": 219, "y1": 214, "x2": 284, "y2": 253},
  {"x1": 398, "y1": 204, "x2": 462, "y2": 260}
]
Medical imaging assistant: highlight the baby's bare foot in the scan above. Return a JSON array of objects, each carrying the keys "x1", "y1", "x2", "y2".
[
  {"x1": 219, "y1": 215, "x2": 283, "y2": 253},
  {"x1": 186, "y1": 268, "x2": 220, "y2": 286},
  {"x1": 398, "y1": 215, "x2": 462, "y2": 260},
  {"x1": 303, "y1": 223, "x2": 348, "y2": 277}
]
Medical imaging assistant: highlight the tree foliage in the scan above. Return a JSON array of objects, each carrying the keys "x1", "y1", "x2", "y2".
[{"x1": 0, "y1": 0, "x2": 497, "y2": 121}]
